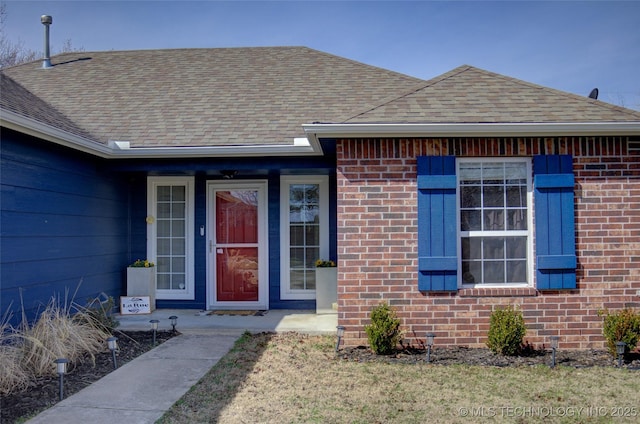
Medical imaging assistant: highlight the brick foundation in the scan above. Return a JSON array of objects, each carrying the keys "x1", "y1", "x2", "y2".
[{"x1": 336, "y1": 136, "x2": 640, "y2": 350}]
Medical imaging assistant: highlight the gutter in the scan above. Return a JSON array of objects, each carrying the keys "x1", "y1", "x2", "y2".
[
  {"x1": 303, "y1": 122, "x2": 640, "y2": 146},
  {"x1": 1, "y1": 108, "x2": 322, "y2": 158}
]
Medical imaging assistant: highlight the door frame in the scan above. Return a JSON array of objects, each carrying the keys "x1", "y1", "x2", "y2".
[{"x1": 206, "y1": 180, "x2": 269, "y2": 310}]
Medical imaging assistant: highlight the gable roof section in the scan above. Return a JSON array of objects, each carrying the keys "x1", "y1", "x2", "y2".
[
  {"x1": 0, "y1": 73, "x2": 95, "y2": 139},
  {"x1": 343, "y1": 65, "x2": 640, "y2": 124},
  {"x1": 303, "y1": 65, "x2": 640, "y2": 142},
  {"x1": 1, "y1": 47, "x2": 423, "y2": 152}
]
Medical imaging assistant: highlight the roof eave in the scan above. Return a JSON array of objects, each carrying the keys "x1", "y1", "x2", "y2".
[
  {"x1": 1, "y1": 108, "x2": 323, "y2": 158},
  {"x1": 303, "y1": 122, "x2": 640, "y2": 145}
]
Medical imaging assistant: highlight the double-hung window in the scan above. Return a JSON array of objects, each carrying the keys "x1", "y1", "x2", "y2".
[
  {"x1": 458, "y1": 159, "x2": 532, "y2": 286},
  {"x1": 417, "y1": 155, "x2": 576, "y2": 292}
]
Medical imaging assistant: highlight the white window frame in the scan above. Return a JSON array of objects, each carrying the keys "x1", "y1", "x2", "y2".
[
  {"x1": 456, "y1": 158, "x2": 534, "y2": 288},
  {"x1": 280, "y1": 175, "x2": 329, "y2": 300},
  {"x1": 147, "y1": 176, "x2": 195, "y2": 300}
]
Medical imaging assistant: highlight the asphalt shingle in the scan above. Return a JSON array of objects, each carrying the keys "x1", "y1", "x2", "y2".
[
  {"x1": 2, "y1": 47, "x2": 422, "y2": 147},
  {"x1": 3, "y1": 49, "x2": 639, "y2": 149},
  {"x1": 344, "y1": 65, "x2": 640, "y2": 124}
]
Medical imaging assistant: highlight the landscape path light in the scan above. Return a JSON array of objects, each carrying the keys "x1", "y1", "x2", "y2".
[
  {"x1": 615, "y1": 341, "x2": 626, "y2": 368},
  {"x1": 426, "y1": 333, "x2": 435, "y2": 363},
  {"x1": 335, "y1": 326, "x2": 345, "y2": 352},
  {"x1": 169, "y1": 315, "x2": 178, "y2": 333},
  {"x1": 550, "y1": 336, "x2": 559, "y2": 368},
  {"x1": 107, "y1": 336, "x2": 118, "y2": 369},
  {"x1": 54, "y1": 358, "x2": 68, "y2": 401},
  {"x1": 150, "y1": 319, "x2": 159, "y2": 345}
]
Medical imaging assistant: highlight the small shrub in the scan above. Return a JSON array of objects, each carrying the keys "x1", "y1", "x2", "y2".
[
  {"x1": 486, "y1": 305, "x2": 526, "y2": 356},
  {"x1": 365, "y1": 302, "x2": 402, "y2": 355},
  {"x1": 598, "y1": 308, "x2": 640, "y2": 357}
]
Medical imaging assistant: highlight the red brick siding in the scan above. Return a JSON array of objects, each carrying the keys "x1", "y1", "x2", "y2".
[{"x1": 336, "y1": 137, "x2": 640, "y2": 350}]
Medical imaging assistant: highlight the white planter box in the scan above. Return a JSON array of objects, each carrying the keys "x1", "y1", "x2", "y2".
[
  {"x1": 126, "y1": 267, "x2": 156, "y2": 311},
  {"x1": 315, "y1": 267, "x2": 337, "y2": 315}
]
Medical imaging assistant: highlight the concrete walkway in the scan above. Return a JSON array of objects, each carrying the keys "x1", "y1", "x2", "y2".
[{"x1": 26, "y1": 310, "x2": 337, "y2": 424}]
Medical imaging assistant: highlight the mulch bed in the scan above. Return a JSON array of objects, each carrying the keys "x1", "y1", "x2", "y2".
[
  {"x1": 0, "y1": 330, "x2": 177, "y2": 424},
  {"x1": 338, "y1": 344, "x2": 640, "y2": 368}
]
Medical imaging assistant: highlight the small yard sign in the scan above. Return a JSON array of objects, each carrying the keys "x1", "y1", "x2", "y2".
[{"x1": 120, "y1": 296, "x2": 151, "y2": 315}]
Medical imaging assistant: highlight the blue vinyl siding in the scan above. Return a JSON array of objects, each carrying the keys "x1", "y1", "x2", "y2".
[
  {"x1": 533, "y1": 155, "x2": 577, "y2": 290},
  {"x1": 1, "y1": 130, "x2": 129, "y2": 325},
  {"x1": 417, "y1": 156, "x2": 458, "y2": 291},
  {"x1": 2, "y1": 131, "x2": 337, "y2": 316}
]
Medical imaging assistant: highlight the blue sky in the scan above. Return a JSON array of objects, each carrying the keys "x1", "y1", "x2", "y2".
[{"x1": 3, "y1": 1, "x2": 640, "y2": 110}]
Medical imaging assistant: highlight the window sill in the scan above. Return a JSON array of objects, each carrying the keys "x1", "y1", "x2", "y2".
[{"x1": 458, "y1": 287, "x2": 538, "y2": 297}]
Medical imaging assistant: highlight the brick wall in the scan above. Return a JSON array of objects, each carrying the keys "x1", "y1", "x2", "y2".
[{"x1": 336, "y1": 136, "x2": 640, "y2": 350}]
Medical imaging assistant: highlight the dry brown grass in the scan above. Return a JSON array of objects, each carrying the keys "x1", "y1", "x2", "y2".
[
  {"x1": 0, "y1": 294, "x2": 112, "y2": 395},
  {"x1": 161, "y1": 332, "x2": 640, "y2": 424},
  {"x1": 20, "y1": 299, "x2": 111, "y2": 376},
  {"x1": 0, "y1": 317, "x2": 30, "y2": 395}
]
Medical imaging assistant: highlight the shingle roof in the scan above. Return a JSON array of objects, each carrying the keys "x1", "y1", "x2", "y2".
[
  {"x1": 0, "y1": 73, "x2": 95, "y2": 139},
  {"x1": 3, "y1": 50, "x2": 639, "y2": 150},
  {"x1": 344, "y1": 65, "x2": 640, "y2": 124},
  {"x1": 1, "y1": 47, "x2": 423, "y2": 147}
]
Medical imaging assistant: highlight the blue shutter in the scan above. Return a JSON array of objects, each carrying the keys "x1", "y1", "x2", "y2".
[
  {"x1": 534, "y1": 155, "x2": 577, "y2": 290},
  {"x1": 417, "y1": 156, "x2": 457, "y2": 291}
]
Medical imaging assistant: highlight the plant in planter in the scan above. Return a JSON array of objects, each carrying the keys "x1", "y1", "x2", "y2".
[
  {"x1": 130, "y1": 259, "x2": 155, "y2": 268},
  {"x1": 315, "y1": 259, "x2": 336, "y2": 267},
  {"x1": 126, "y1": 259, "x2": 156, "y2": 311},
  {"x1": 315, "y1": 259, "x2": 337, "y2": 314}
]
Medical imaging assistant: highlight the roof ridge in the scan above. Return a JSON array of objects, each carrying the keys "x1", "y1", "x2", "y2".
[
  {"x1": 345, "y1": 64, "x2": 640, "y2": 123},
  {"x1": 467, "y1": 66, "x2": 640, "y2": 119},
  {"x1": 342, "y1": 65, "x2": 472, "y2": 122}
]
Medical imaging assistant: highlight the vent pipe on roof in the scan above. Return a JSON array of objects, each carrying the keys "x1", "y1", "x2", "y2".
[
  {"x1": 588, "y1": 88, "x2": 598, "y2": 100},
  {"x1": 41, "y1": 15, "x2": 52, "y2": 69}
]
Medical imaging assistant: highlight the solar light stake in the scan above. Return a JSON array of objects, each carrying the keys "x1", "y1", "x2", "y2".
[
  {"x1": 335, "y1": 326, "x2": 345, "y2": 352},
  {"x1": 107, "y1": 336, "x2": 118, "y2": 369},
  {"x1": 169, "y1": 315, "x2": 178, "y2": 333},
  {"x1": 426, "y1": 333, "x2": 435, "y2": 363},
  {"x1": 550, "y1": 336, "x2": 559, "y2": 368},
  {"x1": 150, "y1": 319, "x2": 159, "y2": 345},
  {"x1": 54, "y1": 358, "x2": 68, "y2": 401},
  {"x1": 615, "y1": 341, "x2": 626, "y2": 368}
]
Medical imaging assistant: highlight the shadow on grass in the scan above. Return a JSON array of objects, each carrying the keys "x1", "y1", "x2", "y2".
[{"x1": 157, "y1": 331, "x2": 274, "y2": 424}]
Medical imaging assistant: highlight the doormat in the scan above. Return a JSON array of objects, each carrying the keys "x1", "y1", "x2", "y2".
[{"x1": 207, "y1": 310, "x2": 266, "y2": 316}]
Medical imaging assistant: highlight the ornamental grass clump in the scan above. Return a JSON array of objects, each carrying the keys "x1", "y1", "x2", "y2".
[
  {"x1": 20, "y1": 296, "x2": 111, "y2": 377},
  {"x1": 0, "y1": 315, "x2": 30, "y2": 395},
  {"x1": 486, "y1": 305, "x2": 526, "y2": 356},
  {"x1": 365, "y1": 302, "x2": 402, "y2": 355},
  {"x1": 598, "y1": 308, "x2": 640, "y2": 357}
]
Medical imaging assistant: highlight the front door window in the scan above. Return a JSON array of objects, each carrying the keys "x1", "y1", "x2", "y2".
[{"x1": 215, "y1": 190, "x2": 259, "y2": 302}]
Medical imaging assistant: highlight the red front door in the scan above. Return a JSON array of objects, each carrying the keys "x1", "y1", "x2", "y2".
[{"x1": 214, "y1": 190, "x2": 259, "y2": 302}]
